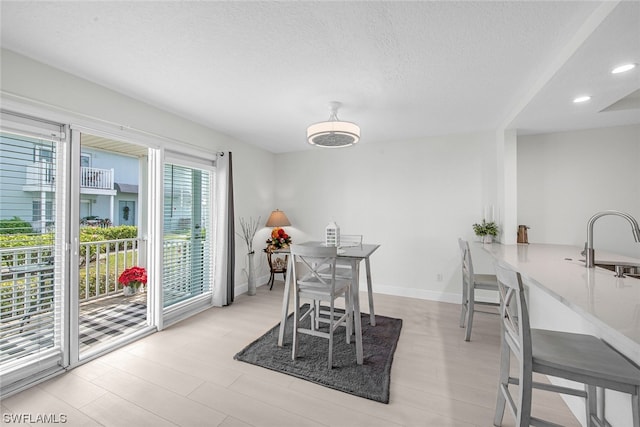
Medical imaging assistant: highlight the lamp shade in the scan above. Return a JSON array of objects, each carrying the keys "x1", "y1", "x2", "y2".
[{"x1": 265, "y1": 209, "x2": 291, "y2": 227}]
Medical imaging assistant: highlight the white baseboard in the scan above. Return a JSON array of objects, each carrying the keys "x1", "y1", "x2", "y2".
[
  {"x1": 235, "y1": 274, "x2": 271, "y2": 295},
  {"x1": 366, "y1": 283, "x2": 460, "y2": 304},
  {"x1": 238, "y1": 277, "x2": 476, "y2": 308}
]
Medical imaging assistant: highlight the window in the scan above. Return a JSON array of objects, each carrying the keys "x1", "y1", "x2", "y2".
[
  {"x1": 32, "y1": 200, "x2": 54, "y2": 222},
  {"x1": 80, "y1": 153, "x2": 91, "y2": 167},
  {"x1": 162, "y1": 163, "x2": 212, "y2": 308}
]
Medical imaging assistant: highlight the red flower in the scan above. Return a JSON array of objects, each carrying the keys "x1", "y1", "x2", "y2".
[
  {"x1": 118, "y1": 266, "x2": 147, "y2": 287},
  {"x1": 266, "y1": 227, "x2": 292, "y2": 250}
]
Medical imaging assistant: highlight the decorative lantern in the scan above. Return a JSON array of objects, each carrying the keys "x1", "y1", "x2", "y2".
[{"x1": 325, "y1": 221, "x2": 340, "y2": 247}]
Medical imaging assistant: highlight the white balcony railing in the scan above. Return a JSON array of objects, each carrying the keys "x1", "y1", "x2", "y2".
[
  {"x1": 1, "y1": 238, "x2": 196, "y2": 363},
  {"x1": 24, "y1": 163, "x2": 55, "y2": 189},
  {"x1": 80, "y1": 166, "x2": 114, "y2": 190},
  {"x1": 1, "y1": 238, "x2": 195, "y2": 310},
  {"x1": 23, "y1": 164, "x2": 114, "y2": 191}
]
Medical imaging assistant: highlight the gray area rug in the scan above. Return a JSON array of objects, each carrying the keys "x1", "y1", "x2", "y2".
[{"x1": 233, "y1": 305, "x2": 402, "y2": 403}]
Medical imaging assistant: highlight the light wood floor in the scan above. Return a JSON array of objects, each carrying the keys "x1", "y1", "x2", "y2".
[{"x1": 1, "y1": 282, "x2": 581, "y2": 426}]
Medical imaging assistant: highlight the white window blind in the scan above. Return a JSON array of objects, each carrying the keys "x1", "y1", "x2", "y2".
[
  {"x1": 0, "y1": 112, "x2": 64, "y2": 393},
  {"x1": 162, "y1": 163, "x2": 212, "y2": 308}
]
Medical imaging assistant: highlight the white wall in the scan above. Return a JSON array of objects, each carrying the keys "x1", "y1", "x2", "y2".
[
  {"x1": 274, "y1": 132, "x2": 498, "y2": 302},
  {"x1": 0, "y1": 48, "x2": 276, "y2": 290},
  {"x1": 518, "y1": 125, "x2": 640, "y2": 258}
]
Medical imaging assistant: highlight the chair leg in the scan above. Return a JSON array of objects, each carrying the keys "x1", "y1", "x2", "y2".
[
  {"x1": 464, "y1": 287, "x2": 475, "y2": 341},
  {"x1": 494, "y1": 337, "x2": 510, "y2": 426},
  {"x1": 586, "y1": 385, "x2": 598, "y2": 427},
  {"x1": 597, "y1": 386, "x2": 607, "y2": 427},
  {"x1": 292, "y1": 289, "x2": 300, "y2": 361},
  {"x1": 632, "y1": 386, "x2": 639, "y2": 427},
  {"x1": 328, "y1": 300, "x2": 335, "y2": 369},
  {"x1": 516, "y1": 355, "x2": 533, "y2": 427},
  {"x1": 459, "y1": 282, "x2": 468, "y2": 328},
  {"x1": 345, "y1": 287, "x2": 352, "y2": 344},
  {"x1": 313, "y1": 300, "x2": 320, "y2": 330}
]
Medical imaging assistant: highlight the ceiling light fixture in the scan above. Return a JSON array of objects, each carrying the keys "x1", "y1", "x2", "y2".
[
  {"x1": 307, "y1": 101, "x2": 360, "y2": 148},
  {"x1": 573, "y1": 95, "x2": 591, "y2": 103},
  {"x1": 611, "y1": 63, "x2": 637, "y2": 74}
]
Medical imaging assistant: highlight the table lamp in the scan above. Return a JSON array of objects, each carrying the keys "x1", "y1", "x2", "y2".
[
  {"x1": 265, "y1": 209, "x2": 291, "y2": 229},
  {"x1": 265, "y1": 209, "x2": 292, "y2": 252}
]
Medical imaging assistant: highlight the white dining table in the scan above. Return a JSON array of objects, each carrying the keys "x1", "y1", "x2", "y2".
[{"x1": 276, "y1": 241, "x2": 380, "y2": 365}]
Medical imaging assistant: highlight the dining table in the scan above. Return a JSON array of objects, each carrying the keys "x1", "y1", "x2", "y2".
[{"x1": 276, "y1": 241, "x2": 380, "y2": 365}]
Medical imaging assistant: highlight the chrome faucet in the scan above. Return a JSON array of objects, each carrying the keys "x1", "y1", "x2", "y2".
[{"x1": 585, "y1": 210, "x2": 640, "y2": 268}]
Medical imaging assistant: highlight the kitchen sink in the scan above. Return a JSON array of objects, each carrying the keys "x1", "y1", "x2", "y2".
[{"x1": 587, "y1": 260, "x2": 640, "y2": 279}]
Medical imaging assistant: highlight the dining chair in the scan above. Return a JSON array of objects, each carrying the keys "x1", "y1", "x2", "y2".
[
  {"x1": 318, "y1": 234, "x2": 376, "y2": 325},
  {"x1": 290, "y1": 244, "x2": 355, "y2": 369},
  {"x1": 493, "y1": 261, "x2": 640, "y2": 427},
  {"x1": 458, "y1": 238, "x2": 499, "y2": 341}
]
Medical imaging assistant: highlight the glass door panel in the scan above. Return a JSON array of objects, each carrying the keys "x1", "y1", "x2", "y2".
[
  {"x1": 76, "y1": 133, "x2": 149, "y2": 358},
  {"x1": 0, "y1": 112, "x2": 66, "y2": 395},
  {"x1": 163, "y1": 164, "x2": 211, "y2": 308}
]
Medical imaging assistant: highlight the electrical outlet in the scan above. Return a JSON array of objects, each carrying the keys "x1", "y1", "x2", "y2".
[{"x1": 436, "y1": 273, "x2": 443, "y2": 282}]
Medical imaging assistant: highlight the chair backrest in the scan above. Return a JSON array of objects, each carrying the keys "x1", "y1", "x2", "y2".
[
  {"x1": 290, "y1": 244, "x2": 339, "y2": 288},
  {"x1": 340, "y1": 234, "x2": 363, "y2": 248},
  {"x1": 493, "y1": 261, "x2": 532, "y2": 364},
  {"x1": 458, "y1": 238, "x2": 475, "y2": 287}
]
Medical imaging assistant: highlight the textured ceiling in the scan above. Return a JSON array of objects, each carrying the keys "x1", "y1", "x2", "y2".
[{"x1": 1, "y1": 1, "x2": 638, "y2": 153}]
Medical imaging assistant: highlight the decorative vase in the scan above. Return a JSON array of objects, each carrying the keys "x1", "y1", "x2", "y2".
[
  {"x1": 483, "y1": 235, "x2": 493, "y2": 244},
  {"x1": 123, "y1": 283, "x2": 139, "y2": 296},
  {"x1": 247, "y1": 252, "x2": 256, "y2": 296}
]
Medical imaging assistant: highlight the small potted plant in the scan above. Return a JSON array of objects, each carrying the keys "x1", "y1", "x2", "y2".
[
  {"x1": 472, "y1": 219, "x2": 499, "y2": 243},
  {"x1": 118, "y1": 266, "x2": 147, "y2": 296}
]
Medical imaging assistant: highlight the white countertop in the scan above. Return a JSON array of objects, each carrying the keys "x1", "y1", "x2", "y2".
[{"x1": 480, "y1": 243, "x2": 640, "y2": 364}]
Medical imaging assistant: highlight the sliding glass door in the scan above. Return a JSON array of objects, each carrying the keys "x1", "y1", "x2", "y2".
[
  {"x1": 162, "y1": 162, "x2": 213, "y2": 315},
  {"x1": 74, "y1": 131, "x2": 151, "y2": 360},
  {"x1": 0, "y1": 109, "x2": 218, "y2": 394},
  {"x1": 0, "y1": 111, "x2": 67, "y2": 395}
]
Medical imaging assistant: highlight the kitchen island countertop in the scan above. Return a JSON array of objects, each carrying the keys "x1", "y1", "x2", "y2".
[{"x1": 481, "y1": 243, "x2": 640, "y2": 364}]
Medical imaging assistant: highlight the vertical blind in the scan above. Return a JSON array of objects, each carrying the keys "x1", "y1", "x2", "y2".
[
  {"x1": 162, "y1": 163, "x2": 212, "y2": 307},
  {"x1": 0, "y1": 111, "x2": 64, "y2": 389}
]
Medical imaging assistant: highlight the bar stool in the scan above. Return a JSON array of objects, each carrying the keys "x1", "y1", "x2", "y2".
[
  {"x1": 290, "y1": 244, "x2": 355, "y2": 369},
  {"x1": 493, "y1": 261, "x2": 640, "y2": 427},
  {"x1": 458, "y1": 238, "x2": 499, "y2": 341}
]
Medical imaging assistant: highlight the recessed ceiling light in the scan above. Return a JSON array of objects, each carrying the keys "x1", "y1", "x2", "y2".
[
  {"x1": 611, "y1": 63, "x2": 637, "y2": 74},
  {"x1": 573, "y1": 96, "x2": 591, "y2": 103}
]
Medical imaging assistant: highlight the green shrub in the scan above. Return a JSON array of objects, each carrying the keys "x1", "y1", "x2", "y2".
[
  {"x1": 79, "y1": 226, "x2": 139, "y2": 264},
  {"x1": 0, "y1": 217, "x2": 34, "y2": 235},
  {"x1": 79, "y1": 225, "x2": 137, "y2": 242},
  {"x1": 0, "y1": 233, "x2": 54, "y2": 248}
]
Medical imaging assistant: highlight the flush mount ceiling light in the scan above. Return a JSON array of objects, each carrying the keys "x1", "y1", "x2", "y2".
[
  {"x1": 611, "y1": 63, "x2": 637, "y2": 74},
  {"x1": 307, "y1": 101, "x2": 360, "y2": 148},
  {"x1": 573, "y1": 95, "x2": 591, "y2": 103}
]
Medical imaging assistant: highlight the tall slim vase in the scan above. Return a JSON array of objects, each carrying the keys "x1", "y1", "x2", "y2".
[{"x1": 247, "y1": 252, "x2": 256, "y2": 296}]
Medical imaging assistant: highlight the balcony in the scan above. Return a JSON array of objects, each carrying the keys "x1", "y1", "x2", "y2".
[
  {"x1": 0, "y1": 237, "x2": 198, "y2": 363},
  {"x1": 79, "y1": 166, "x2": 115, "y2": 194},
  {"x1": 22, "y1": 165, "x2": 116, "y2": 194}
]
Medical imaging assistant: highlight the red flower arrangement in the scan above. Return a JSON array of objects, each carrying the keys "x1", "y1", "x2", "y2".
[
  {"x1": 266, "y1": 227, "x2": 292, "y2": 251},
  {"x1": 118, "y1": 266, "x2": 147, "y2": 288}
]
